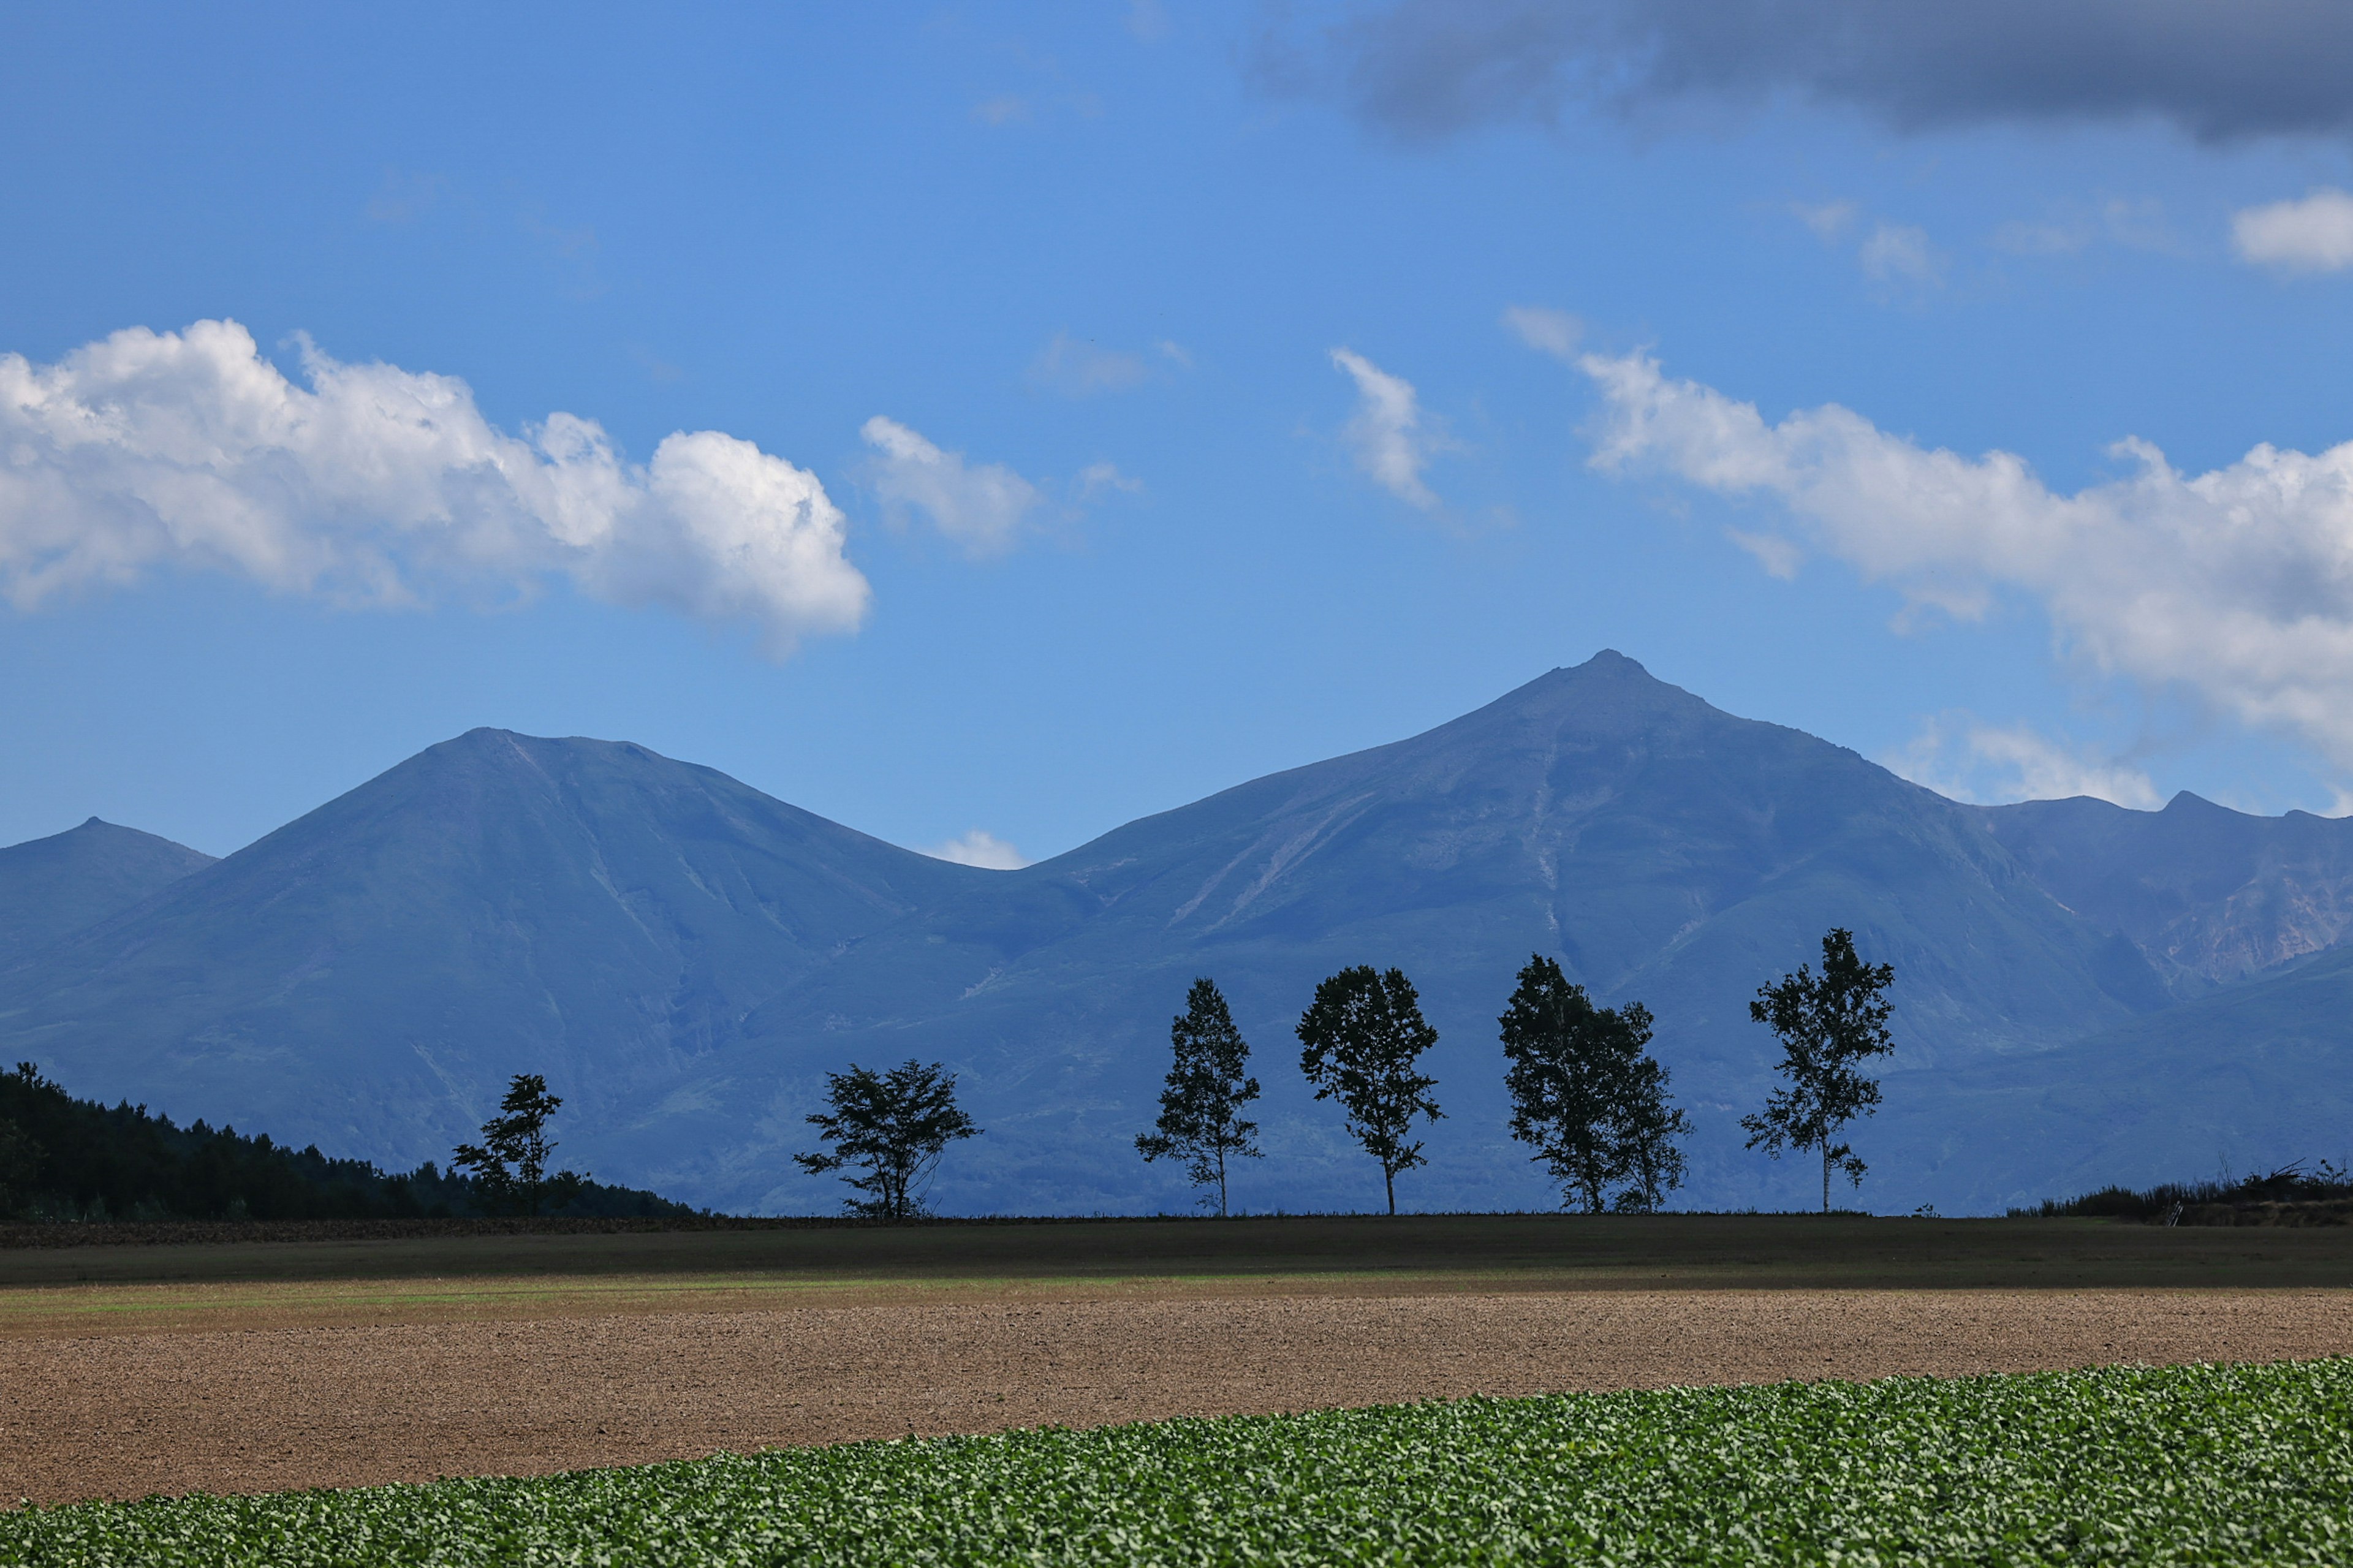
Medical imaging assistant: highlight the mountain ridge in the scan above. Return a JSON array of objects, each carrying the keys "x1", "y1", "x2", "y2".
[{"x1": 4, "y1": 652, "x2": 2348, "y2": 1216}]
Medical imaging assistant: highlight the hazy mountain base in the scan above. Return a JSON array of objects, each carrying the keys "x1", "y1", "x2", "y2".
[{"x1": 6, "y1": 653, "x2": 2352, "y2": 1218}]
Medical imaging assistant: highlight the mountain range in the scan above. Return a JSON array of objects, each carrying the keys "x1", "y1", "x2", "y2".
[{"x1": 3, "y1": 651, "x2": 2347, "y2": 1215}]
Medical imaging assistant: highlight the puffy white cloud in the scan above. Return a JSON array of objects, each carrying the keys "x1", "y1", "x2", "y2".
[
  {"x1": 1893, "y1": 717, "x2": 2162, "y2": 809},
  {"x1": 921, "y1": 829, "x2": 1029, "y2": 869},
  {"x1": 860, "y1": 417, "x2": 1042, "y2": 558},
  {"x1": 2232, "y1": 188, "x2": 2353, "y2": 273},
  {"x1": 1501, "y1": 305, "x2": 1583, "y2": 360},
  {"x1": 0, "y1": 320, "x2": 869, "y2": 654},
  {"x1": 1331, "y1": 347, "x2": 1444, "y2": 512},
  {"x1": 1579, "y1": 348, "x2": 2353, "y2": 768}
]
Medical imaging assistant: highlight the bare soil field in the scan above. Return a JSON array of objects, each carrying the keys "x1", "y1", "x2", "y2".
[
  {"x1": 6, "y1": 1217, "x2": 2351, "y2": 1506},
  {"x1": 6, "y1": 1287, "x2": 2351, "y2": 1505}
]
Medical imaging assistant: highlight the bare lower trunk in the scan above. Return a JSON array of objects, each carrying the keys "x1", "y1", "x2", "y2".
[
  {"x1": 1216, "y1": 1149, "x2": 1228, "y2": 1218},
  {"x1": 1385, "y1": 1167, "x2": 1396, "y2": 1216},
  {"x1": 1822, "y1": 1148, "x2": 1831, "y2": 1214}
]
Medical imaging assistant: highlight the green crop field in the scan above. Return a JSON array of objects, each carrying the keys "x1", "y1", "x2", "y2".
[{"x1": 6, "y1": 1358, "x2": 2347, "y2": 1566}]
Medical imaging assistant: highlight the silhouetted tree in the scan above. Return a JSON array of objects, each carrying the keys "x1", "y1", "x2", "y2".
[
  {"x1": 1297, "y1": 965, "x2": 1443, "y2": 1215},
  {"x1": 1741, "y1": 928, "x2": 1896, "y2": 1213},
  {"x1": 1498, "y1": 954, "x2": 1689, "y2": 1213},
  {"x1": 452, "y1": 1074, "x2": 583, "y2": 1217},
  {"x1": 795, "y1": 1059, "x2": 979, "y2": 1221},
  {"x1": 1137, "y1": 977, "x2": 1263, "y2": 1216}
]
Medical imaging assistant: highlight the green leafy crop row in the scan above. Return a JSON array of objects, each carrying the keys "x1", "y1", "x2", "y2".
[{"x1": 8, "y1": 1358, "x2": 2349, "y2": 1566}]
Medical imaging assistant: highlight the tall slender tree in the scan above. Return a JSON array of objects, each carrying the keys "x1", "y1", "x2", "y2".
[
  {"x1": 1137, "y1": 977, "x2": 1262, "y2": 1216},
  {"x1": 1740, "y1": 928, "x2": 1897, "y2": 1212},
  {"x1": 452, "y1": 1073, "x2": 583, "y2": 1217},
  {"x1": 794, "y1": 1059, "x2": 979, "y2": 1221},
  {"x1": 1498, "y1": 955, "x2": 1689, "y2": 1213},
  {"x1": 1297, "y1": 965, "x2": 1443, "y2": 1215}
]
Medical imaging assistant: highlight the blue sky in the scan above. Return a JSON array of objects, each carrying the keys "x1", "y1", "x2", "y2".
[{"x1": 4, "y1": 1, "x2": 2353, "y2": 862}]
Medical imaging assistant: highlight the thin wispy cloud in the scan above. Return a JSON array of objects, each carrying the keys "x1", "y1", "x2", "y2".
[
  {"x1": 1028, "y1": 331, "x2": 1150, "y2": 396},
  {"x1": 1578, "y1": 346, "x2": 2353, "y2": 770},
  {"x1": 2232, "y1": 188, "x2": 2353, "y2": 273},
  {"x1": 861, "y1": 417, "x2": 1044, "y2": 558},
  {"x1": 1858, "y1": 222, "x2": 1943, "y2": 287},
  {"x1": 1893, "y1": 716, "x2": 2162, "y2": 809},
  {"x1": 0, "y1": 320, "x2": 870, "y2": 656},
  {"x1": 1790, "y1": 201, "x2": 1859, "y2": 243},
  {"x1": 1331, "y1": 347, "x2": 1445, "y2": 512},
  {"x1": 1501, "y1": 305, "x2": 1583, "y2": 360},
  {"x1": 921, "y1": 829, "x2": 1029, "y2": 869}
]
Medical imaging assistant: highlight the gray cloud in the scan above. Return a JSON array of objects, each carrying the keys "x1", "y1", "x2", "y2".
[{"x1": 1255, "y1": 0, "x2": 2353, "y2": 145}]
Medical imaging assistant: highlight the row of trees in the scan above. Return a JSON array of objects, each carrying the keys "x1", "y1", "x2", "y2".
[{"x1": 795, "y1": 928, "x2": 1896, "y2": 1220}]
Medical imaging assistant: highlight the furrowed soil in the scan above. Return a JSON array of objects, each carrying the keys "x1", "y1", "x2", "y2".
[{"x1": 6, "y1": 1216, "x2": 2351, "y2": 1505}]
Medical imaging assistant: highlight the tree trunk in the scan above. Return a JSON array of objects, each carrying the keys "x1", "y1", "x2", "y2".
[
  {"x1": 1821, "y1": 1146, "x2": 1831, "y2": 1214},
  {"x1": 1216, "y1": 1148, "x2": 1228, "y2": 1219},
  {"x1": 1385, "y1": 1166, "x2": 1396, "y2": 1216}
]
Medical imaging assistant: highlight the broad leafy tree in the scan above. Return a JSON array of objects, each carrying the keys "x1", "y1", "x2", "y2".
[
  {"x1": 1137, "y1": 977, "x2": 1262, "y2": 1216},
  {"x1": 1498, "y1": 954, "x2": 1690, "y2": 1213},
  {"x1": 1740, "y1": 928, "x2": 1897, "y2": 1212},
  {"x1": 1297, "y1": 965, "x2": 1443, "y2": 1215},
  {"x1": 795, "y1": 1059, "x2": 979, "y2": 1221},
  {"x1": 452, "y1": 1073, "x2": 584, "y2": 1217}
]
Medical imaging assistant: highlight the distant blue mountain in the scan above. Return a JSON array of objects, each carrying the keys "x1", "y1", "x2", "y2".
[
  {"x1": 0, "y1": 818, "x2": 214, "y2": 967},
  {"x1": 4, "y1": 653, "x2": 2348, "y2": 1214}
]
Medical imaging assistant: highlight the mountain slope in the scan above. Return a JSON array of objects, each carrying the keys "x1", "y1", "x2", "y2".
[
  {"x1": 1873, "y1": 939, "x2": 2353, "y2": 1213},
  {"x1": 0, "y1": 729, "x2": 985, "y2": 1165},
  {"x1": 1982, "y1": 792, "x2": 2353, "y2": 994},
  {"x1": 4, "y1": 656, "x2": 2343, "y2": 1218},
  {"x1": 666, "y1": 654, "x2": 2173, "y2": 1213},
  {"x1": 0, "y1": 819, "x2": 214, "y2": 966}
]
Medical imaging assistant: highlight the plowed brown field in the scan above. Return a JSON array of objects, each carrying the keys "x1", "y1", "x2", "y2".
[
  {"x1": 7, "y1": 1286, "x2": 2352, "y2": 1504},
  {"x1": 7, "y1": 1216, "x2": 2351, "y2": 1506}
]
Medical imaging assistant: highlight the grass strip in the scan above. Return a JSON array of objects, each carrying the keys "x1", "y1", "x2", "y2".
[{"x1": 6, "y1": 1358, "x2": 2349, "y2": 1565}]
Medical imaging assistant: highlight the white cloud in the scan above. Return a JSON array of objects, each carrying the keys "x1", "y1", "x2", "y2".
[
  {"x1": 1028, "y1": 331, "x2": 1148, "y2": 396},
  {"x1": 2232, "y1": 188, "x2": 2353, "y2": 274},
  {"x1": 973, "y1": 95, "x2": 1031, "y2": 127},
  {"x1": 0, "y1": 320, "x2": 869, "y2": 655},
  {"x1": 1077, "y1": 461, "x2": 1143, "y2": 501},
  {"x1": 921, "y1": 830, "x2": 1029, "y2": 869},
  {"x1": 1501, "y1": 305, "x2": 1583, "y2": 360},
  {"x1": 1893, "y1": 716, "x2": 2161, "y2": 809},
  {"x1": 1790, "y1": 200, "x2": 1857, "y2": 243},
  {"x1": 1579, "y1": 347, "x2": 2353, "y2": 769},
  {"x1": 1330, "y1": 347, "x2": 1443, "y2": 512},
  {"x1": 1724, "y1": 528, "x2": 1802, "y2": 580},
  {"x1": 1859, "y1": 221, "x2": 1942, "y2": 286},
  {"x1": 860, "y1": 417, "x2": 1042, "y2": 558}
]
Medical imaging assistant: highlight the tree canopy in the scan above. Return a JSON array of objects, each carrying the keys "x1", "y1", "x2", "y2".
[
  {"x1": 1498, "y1": 954, "x2": 1690, "y2": 1213},
  {"x1": 1137, "y1": 977, "x2": 1262, "y2": 1216},
  {"x1": 451, "y1": 1073, "x2": 585, "y2": 1217},
  {"x1": 1296, "y1": 965, "x2": 1443, "y2": 1215},
  {"x1": 1740, "y1": 928, "x2": 1897, "y2": 1212},
  {"x1": 795, "y1": 1059, "x2": 980, "y2": 1221}
]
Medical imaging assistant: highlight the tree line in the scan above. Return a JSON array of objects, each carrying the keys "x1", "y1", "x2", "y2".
[
  {"x1": 0, "y1": 1062, "x2": 693, "y2": 1222},
  {"x1": 795, "y1": 927, "x2": 1897, "y2": 1219}
]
